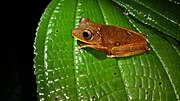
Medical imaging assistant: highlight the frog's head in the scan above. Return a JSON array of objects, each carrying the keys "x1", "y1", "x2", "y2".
[{"x1": 72, "y1": 18, "x2": 102, "y2": 45}]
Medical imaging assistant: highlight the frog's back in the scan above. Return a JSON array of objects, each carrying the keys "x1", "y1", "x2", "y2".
[{"x1": 100, "y1": 25, "x2": 146, "y2": 48}]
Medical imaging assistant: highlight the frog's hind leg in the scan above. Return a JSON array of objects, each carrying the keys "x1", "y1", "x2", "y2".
[{"x1": 107, "y1": 43, "x2": 149, "y2": 58}]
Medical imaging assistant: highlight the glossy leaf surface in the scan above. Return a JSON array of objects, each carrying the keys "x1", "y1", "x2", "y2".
[
  {"x1": 34, "y1": 0, "x2": 180, "y2": 100},
  {"x1": 113, "y1": 0, "x2": 180, "y2": 41}
]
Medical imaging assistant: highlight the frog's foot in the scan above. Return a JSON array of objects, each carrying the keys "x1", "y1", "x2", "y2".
[
  {"x1": 107, "y1": 54, "x2": 122, "y2": 58},
  {"x1": 106, "y1": 54, "x2": 115, "y2": 58},
  {"x1": 78, "y1": 45, "x2": 88, "y2": 49}
]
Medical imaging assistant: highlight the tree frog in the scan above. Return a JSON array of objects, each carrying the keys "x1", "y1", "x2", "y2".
[{"x1": 72, "y1": 18, "x2": 150, "y2": 58}]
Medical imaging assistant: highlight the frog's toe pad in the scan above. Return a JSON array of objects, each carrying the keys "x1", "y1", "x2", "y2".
[{"x1": 106, "y1": 54, "x2": 115, "y2": 58}]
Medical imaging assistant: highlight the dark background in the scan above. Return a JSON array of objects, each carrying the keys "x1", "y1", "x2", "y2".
[{"x1": 1, "y1": 0, "x2": 51, "y2": 101}]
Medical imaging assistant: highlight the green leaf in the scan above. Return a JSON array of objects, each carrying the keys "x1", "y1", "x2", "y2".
[
  {"x1": 112, "y1": 0, "x2": 180, "y2": 41},
  {"x1": 34, "y1": 0, "x2": 180, "y2": 100}
]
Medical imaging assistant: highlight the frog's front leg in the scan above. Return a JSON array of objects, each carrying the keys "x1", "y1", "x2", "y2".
[{"x1": 78, "y1": 44, "x2": 108, "y2": 51}]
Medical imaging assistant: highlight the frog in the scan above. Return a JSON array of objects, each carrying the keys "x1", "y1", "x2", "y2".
[{"x1": 72, "y1": 18, "x2": 150, "y2": 58}]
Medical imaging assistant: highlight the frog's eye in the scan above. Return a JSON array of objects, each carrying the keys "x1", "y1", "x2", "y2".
[{"x1": 83, "y1": 29, "x2": 94, "y2": 40}]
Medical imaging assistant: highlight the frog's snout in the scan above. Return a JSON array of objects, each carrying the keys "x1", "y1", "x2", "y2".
[
  {"x1": 72, "y1": 29, "x2": 82, "y2": 39},
  {"x1": 72, "y1": 29, "x2": 77, "y2": 37}
]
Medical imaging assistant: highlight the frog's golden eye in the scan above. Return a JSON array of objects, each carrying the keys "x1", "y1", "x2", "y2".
[{"x1": 83, "y1": 29, "x2": 94, "y2": 40}]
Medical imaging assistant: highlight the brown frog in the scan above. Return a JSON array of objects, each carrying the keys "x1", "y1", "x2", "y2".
[{"x1": 72, "y1": 18, "x2": 150, "y2": 58}]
